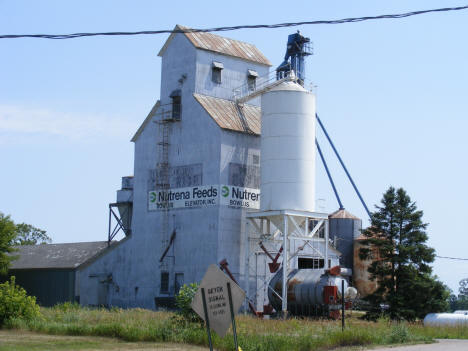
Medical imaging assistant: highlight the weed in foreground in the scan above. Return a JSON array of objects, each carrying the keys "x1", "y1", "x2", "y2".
[{"x1": 7, "y1": 306, "x2": 468, "y2": 351}]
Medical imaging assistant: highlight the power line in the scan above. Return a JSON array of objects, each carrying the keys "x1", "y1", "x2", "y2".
[
  {"x1": 436, "y1": 255, "x2": 468, "y2": 261},
  {"x1": 1, "y1": 5, "x2": 467, "y2": 40}
]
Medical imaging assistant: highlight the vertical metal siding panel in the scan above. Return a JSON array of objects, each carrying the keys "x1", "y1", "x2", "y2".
[
  {"x1": 329, "y1": 218, "x2": 357, "y2": 269},
  {"x1": 10, "y1": 269, "x2": 76, "y2": 307}
]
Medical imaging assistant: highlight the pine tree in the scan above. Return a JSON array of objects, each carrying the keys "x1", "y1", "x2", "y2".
[{"x1": 359, "y1": 187, "x2": 449, "y2": 320}]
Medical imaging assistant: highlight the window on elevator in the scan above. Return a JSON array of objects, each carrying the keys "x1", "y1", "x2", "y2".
[
  {"x1": 247, "y1": 69, "x2": 258, "y2": 91},
  {"x1": 160, "y1": 272, "x2": 169, "y2": 293},
  {"x1": 298, "y1": 257, "x2": 325, "y2": 269},
  {"x1": 212, "y1": 61, "x2": 223, "y2": 84},
  {"x1": 170, "y1": 89, "x2": 181, "y2": 120}
]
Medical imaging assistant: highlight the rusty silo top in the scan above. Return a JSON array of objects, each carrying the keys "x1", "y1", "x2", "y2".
[
  {"x1": 328, "y1": 208, "x2": 360, "y2": 220},
  {"x1": 354, "y1": 234, "x2": 367, "y2": 241}
]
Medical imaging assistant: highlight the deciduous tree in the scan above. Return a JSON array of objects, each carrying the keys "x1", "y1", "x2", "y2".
[
  {"x1": 12, "y1": 223, "x2": 51, "y2": 245},
  {"x1": 459, "y1": 278, "x2": 468, "y2": 297},
  {"x1": 0, "y1": 213, "x2": 17, "y2": 275}
]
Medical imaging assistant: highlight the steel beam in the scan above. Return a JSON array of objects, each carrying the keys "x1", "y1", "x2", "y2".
[{"x1": 282, "y1": 215, "x2": 289, "y2": 318}]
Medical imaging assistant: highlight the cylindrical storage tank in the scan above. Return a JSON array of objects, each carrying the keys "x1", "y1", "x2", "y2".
[
  {"x1": 329, "y1": 209, "x2": 361, "y2": 269},
  {"x1": 268, "y1": 269, "x2": 348, "y2": 314},
  {"x1": 353, "y1": 235, "x2": 378, "y2": 298},
  {"x1": 424, "y1": 313, "x2": 468, "y2": 326},
  {"x1": 454, "y1": 310, "x2": 468, "y2": 315},
  {"x1": 260, "y1": 81, "x2": 316, "y2": 212}
]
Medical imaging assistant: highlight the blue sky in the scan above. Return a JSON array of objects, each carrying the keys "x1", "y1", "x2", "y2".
[{"x1": 1, "y1": 1, "x2": 467, "y2": 293}]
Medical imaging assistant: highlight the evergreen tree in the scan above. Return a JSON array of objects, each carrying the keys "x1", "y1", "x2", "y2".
[{"x1": 359, "y1": 187, "x2": 449, "y2": 320}]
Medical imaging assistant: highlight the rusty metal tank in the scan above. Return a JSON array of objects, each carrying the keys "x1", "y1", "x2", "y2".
[
  {"x1": 267, "y1": 268, "x2": 356, "y2": 315},
  {"x1": 353, "y1": 235, "x2": 378, "y2": 297}
]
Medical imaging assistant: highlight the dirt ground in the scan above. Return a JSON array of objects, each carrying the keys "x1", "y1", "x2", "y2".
[{"x1": 0, "y1": 330, "x2": 208, "y2": 351}]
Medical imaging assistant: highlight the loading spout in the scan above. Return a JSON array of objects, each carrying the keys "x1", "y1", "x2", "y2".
[{"x1": 258, "y1": 242, "x2": 283, "y2": 273}]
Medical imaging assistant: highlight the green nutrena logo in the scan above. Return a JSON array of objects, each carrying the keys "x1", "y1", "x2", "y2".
[
  {"x1": 150, "y1": 192, "x2": 156, "y2": 203},
  {"x1": 222, "y1": 186, "x2": 229, "y2": 197}
]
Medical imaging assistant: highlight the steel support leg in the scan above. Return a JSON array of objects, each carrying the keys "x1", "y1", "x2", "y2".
[
  {"x1": 244, "y1": 220, "x2": 250, "y2": 313},
  {"x1": 281, "y1": 215, "x2": 289, "y2": 318},
  {"x1": 325, "y1": 220, "x2": 329, "y2": 268}
]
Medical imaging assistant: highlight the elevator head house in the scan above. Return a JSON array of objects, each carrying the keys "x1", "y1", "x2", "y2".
[{"x1": 77, "y1": 25, "x2": 357, "y2": 310}]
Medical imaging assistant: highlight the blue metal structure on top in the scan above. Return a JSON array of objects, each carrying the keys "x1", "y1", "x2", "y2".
[
  {"x1": 275, "y1": 31, "x2": 370, "y2": 219},
  {"x1": 276, "y1": 31, "x2": 312, "y2": 85}
]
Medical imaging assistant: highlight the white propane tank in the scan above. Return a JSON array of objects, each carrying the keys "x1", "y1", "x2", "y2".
[
  {"x1": 424, "y1": 313, "x2": 468, "y2": 326},
  {"x1": 454, "y1": 310, "x2": 468, "y2": 315},
  {"x1": 260, "y1": 80, "x2": 316, "y2": 212},
  {"x1": 345, "y1": 287, "x2": 358, "y2": 300}
]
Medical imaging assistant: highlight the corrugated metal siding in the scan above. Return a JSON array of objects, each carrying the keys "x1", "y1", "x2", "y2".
[
  {"x1": 194, "y1": 94, "x2": 261, "y2": 135},
  {"x1": 178, "y1": 25, "x2": 271, "y2": 66},
  {"x1": 329, "y1": 217, "x2": 361, "y2": 269},
  {"x1": 7, "y1": 269, "x2": 75, "y2": 307}
]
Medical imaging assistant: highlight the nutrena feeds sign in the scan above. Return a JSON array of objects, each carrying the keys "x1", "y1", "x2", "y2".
[{"x1": 148, "y1": 185, "x2": 259, "y2": 210}]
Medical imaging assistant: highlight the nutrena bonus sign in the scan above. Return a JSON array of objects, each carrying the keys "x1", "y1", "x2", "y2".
[{"x1": 148, "y1": 185, "x2": 259, "y2": 210}]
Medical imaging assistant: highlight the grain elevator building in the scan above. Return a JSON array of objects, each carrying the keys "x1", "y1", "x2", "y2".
[{"x1": 77, "y1": 25, "x2": 345, "y2": 310}]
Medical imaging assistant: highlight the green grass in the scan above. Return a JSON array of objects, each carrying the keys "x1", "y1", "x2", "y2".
[
  {"x1": 3, "y1": 305, "x2": 468, "y2": 351},
  {"x1": 0, "y1": 340, "x2": 101, "y2": 351},
  {"x1": 0, "y1": 329, "x2": 207, "y2": 351}
]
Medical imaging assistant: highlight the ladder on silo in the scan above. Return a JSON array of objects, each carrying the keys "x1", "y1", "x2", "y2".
[{"x1": 156, "y1": 108, "x2": 172, "y2": 271}]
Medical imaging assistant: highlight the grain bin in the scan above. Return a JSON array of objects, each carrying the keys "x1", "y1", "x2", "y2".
[
  {"x1": 329, "y1": 208, "x2": 361, "y2": 269},
  {"x1": 260, "y1": 80, "x2": 316, "y2": 212}
]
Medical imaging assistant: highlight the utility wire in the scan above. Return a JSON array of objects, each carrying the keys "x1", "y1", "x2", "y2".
[
  {"x1": 1, "y1": 5, "x2": 468, "y2": 40},
  {"x1": 436, "y1": 255, "x2": 468, "y2": 261}
]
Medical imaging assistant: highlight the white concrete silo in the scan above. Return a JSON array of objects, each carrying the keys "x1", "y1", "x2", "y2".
[{"x1": 260, "y1": 81, "x2": 316, "y2": 211}]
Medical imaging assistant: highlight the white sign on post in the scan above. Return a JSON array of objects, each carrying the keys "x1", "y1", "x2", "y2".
[{"x1": 191, "y1": 264, "x2": 246, "y2": 337}]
